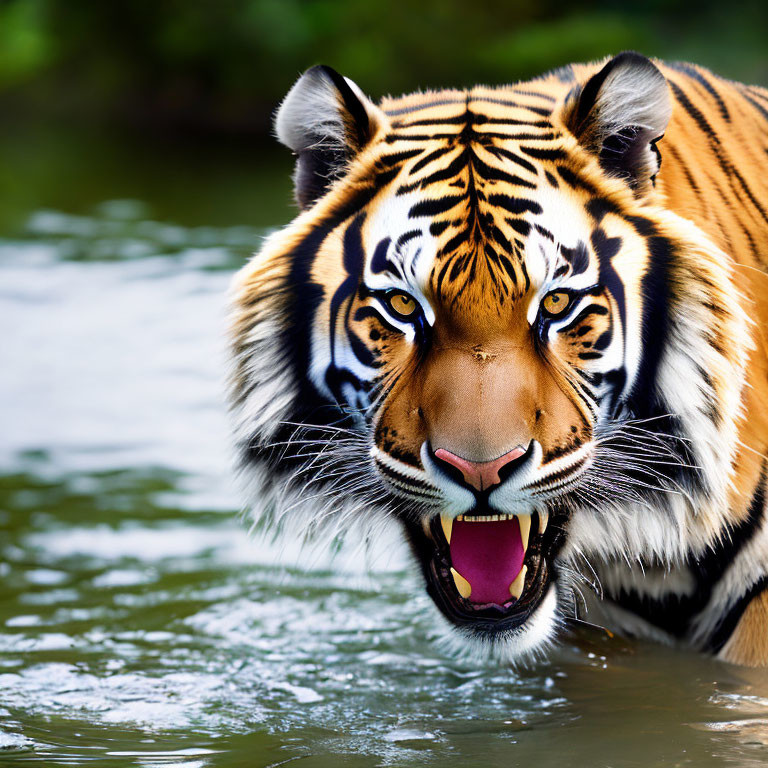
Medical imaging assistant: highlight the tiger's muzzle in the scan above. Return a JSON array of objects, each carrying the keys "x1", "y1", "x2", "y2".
[{"x1": 398, "y1": 440, "x2": 591, "y2": 638}]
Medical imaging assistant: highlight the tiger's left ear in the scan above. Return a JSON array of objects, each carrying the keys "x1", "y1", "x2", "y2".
[{"x1": 568, "y1": 52, "x2": 672, "y2": 194}]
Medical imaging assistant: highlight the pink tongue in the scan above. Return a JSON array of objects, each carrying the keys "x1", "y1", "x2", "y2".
[{"x1": 449, "y1": 518, "x2": 525, "y2": 605}]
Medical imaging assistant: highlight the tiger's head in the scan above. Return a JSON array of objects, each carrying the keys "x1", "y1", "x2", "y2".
[{"x1": 228, "y1": 53, "x2": 748, "y2": 661}]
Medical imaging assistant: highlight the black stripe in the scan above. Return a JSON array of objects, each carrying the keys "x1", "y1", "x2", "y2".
[
  {"x1": 470, "y1": 96, "x2": 553, "y2": 113},
  {"x1": 747, "y1": 86, "x2": 768, "y2": 105},
  {"x1": 409, "y1": 147, "x2": 454, "y2": 175},
  {"x1": 377, "y1": 148, "x2": 425, "y2": 168},
  {"x1": 393, "y1": 113, "x2": 550, "y2": 129},
  {"x1": 558, "y1": 304, "x2": 608, "y2": 334},
  {"x1": 741, "y1": 90, "x2": 768, "y2": 123},
  {"x1": 521, "y1": 261, "x2": 531, "y2": 292},
  {"x1": 483, "y1": 145, "x2": 538, "y2": 175},
  {"x1": 413, "y1": 148, "x2": 470, "y2": 188},
  {"x1": 409, "y1": 195, "x2": 464, "y2": 218},
  {"x1": 516, "y1": 88, "x2": 558, "y2": 102},
  {"x1": 670, "y1": 81, "x2": 767, "y2": 226},
  {"x1": 325, "y1": 214, "x2": 366, "y2": 398},
  {"x1": 707, "y1": 466, "x2": 768, "y2": 651},
  {"x1": 708, "y1": 577, "x2": 768, "y2": 654},
  {"x1": 560, "y1": 242, "x2": 589, "y2": 275},
  {"x1": 669, "y1": 80, "x2": 719, "y2": 141},
  {"x1": 557, "y1": 165, "x2": 597, "y2": 194},
  {"x1": 279, "y1": 165, "x2": 401, "y2": 419},
  {"x1": 429, "y1": 221, "x2": 450, "y2": 237},
  {"x1": 396, "y1": 230, "x2": 420, "y2": 248},
  {"x1": 391, "y1": 113, "x2": 468, "y2": 127},
  {"x1": 386, "y1": 132, "x2": 464, "y2": 143},
  {"x1": 370, "y1": 237, "x2": 399, "y2": 276},
  {"x1": 506, "y1": 218, "x2": 530, "y2": 236},
  {"x1": 486, "y1": 194, "x2": 543, "y2": 215},
  {"x1": 519, "y1": 145, "x2": 565, "y2": 161},
  {"x1": 383, "y1": 98, "x2": 465, "y2": 117},
  {"x1": 661, "y1": 143, "x2": 703, "y2": 204},
  {"x1": 478, "y1": 131, "x2": 560, "y2": 142},
  {"x1": 585, "y1": 197, "x2": 621, "y2": 222},
  {"x1": 352, "y1": 306, "x2": 402, "y2": 336},
  {"x1": 471, "y1": 153, "x2": 536, "y2": 188},
  {"x1": 730, "y1": 165, "x2": 768, "y2": 226},
  {"x1": 434, "y1": 257, "x2": 453, "y2": 299},
  {"x1": 524, "y1": 452, "x2": 591, "y2": 491},
  {"x1": 667, "y1": 62, "x2": 730, "y2": 122},
  {"x1": 628, "y1": 236, "x2": 672, "y2": 418},
  {"x1": 348, "y1": 328, "x2": 379, "y2": 368},
  {"x1": 615, "y1": 462, "x2": 767, "y2": 643}
]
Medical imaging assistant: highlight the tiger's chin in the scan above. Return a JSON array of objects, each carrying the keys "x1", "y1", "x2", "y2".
[{"x1": 403, "y1": 506, "x2": 569, "y2": 662}]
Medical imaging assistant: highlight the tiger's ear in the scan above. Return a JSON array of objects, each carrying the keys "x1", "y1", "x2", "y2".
[
  {"x1": 275, "y1": 65, "x2": 385, "y2": 209},
  {"x1": 568, "y1": 52, "x2": 671, "y2": 194}
]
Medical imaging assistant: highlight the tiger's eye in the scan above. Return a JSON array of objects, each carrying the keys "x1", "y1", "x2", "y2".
[
  {"x1": 387, "y1": 292, "x2": 419, "y2": 319},
  {"x1": 541, "y1": 291, "x2": 571, "y2": 316}
]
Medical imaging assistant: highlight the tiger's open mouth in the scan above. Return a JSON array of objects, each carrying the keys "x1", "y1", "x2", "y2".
[{"x1": 407, "y1": 506, "x2": 567, "y2": 634}]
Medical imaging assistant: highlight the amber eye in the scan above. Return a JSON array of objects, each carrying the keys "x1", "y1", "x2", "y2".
[
  {"x1": 386, "y1": 291, "x2": 419, "y2": 319},
  {"x1": 541, "y1": 291, "x2": 572, "y2": 316}
]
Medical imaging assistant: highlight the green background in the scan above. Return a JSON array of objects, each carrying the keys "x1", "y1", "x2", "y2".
[{"x1": 2, "y1": 0, "x2": 767, "y2": 137}]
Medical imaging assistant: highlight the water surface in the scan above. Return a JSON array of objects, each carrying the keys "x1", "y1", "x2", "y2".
[{"x1": 3, "y1": 131, "x2": 768, "y2": 767}]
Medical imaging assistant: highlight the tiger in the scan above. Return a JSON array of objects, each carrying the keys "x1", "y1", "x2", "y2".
[{"x1": 227, "y1": 52, "x2": 768, "y2": 665}]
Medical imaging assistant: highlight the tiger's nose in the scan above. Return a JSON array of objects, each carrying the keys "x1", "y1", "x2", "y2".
[{"x1": 433, "y1": 446, "x2": 528, "y2": 492}]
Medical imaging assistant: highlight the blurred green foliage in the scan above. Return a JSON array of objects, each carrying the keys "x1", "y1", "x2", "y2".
[{"x1": 0, "y1": 0, "x2": 766, "y2": 136}]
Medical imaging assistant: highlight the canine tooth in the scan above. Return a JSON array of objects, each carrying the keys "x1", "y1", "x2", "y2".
[
  {"x1": 539, "y1": 510, "x2": 549, "y2": 535},
  {"x1": 440, "y1": 515, "x2": 453, "y2": 543},
  {"x1": 517, "y1": 514, "x2": 531, "y2": 550},
  {"x1": 457, "y1": 515, "x2": 464, "y2": 522},
  {"x1": 451, "y1": 567, "x2": 472, "y2": 598},
  {"x1": 509, "y1": 565, "x2": 527, "y2": 600}
]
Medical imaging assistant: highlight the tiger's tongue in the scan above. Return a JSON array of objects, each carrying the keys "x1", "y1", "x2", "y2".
[{"x1": 449, "y1": 517, "x2": 525, "y2": 605}]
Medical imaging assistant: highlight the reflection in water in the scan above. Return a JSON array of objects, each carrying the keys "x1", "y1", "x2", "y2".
[{"x1": 2, "y1": 202, "x2": 768, "y2": 766}]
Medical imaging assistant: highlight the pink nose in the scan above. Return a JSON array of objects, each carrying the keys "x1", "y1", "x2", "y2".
[{"x1": 434, "y1": 447, "x2": 527, "y2": 492}]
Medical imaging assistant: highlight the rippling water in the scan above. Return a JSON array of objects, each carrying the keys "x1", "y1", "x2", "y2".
[{"x1": 4, "y1": 178, "x2": 768, "y2": 766}]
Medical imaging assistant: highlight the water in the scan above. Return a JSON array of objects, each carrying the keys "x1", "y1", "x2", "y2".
[{"x1": 4, "y1": 129, "x2": 768, "y2": 767}]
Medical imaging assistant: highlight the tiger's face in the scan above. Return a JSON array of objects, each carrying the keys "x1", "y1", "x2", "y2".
[
  {"x1": 306, "y1": 147, "x2": 653, "y2": 653},
  {"x1": 230, "y1": 54, "x2": 746, "y2": 661}
]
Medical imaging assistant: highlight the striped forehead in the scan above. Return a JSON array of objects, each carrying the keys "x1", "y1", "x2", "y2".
[
  {"x1": 362, "y1": 88, "x2": 602, "y2": 311},
  {"x1": 363, "y1": 187, "x2": 597, "y2": 297}
]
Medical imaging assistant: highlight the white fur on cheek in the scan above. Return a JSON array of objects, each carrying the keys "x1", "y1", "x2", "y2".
[{"x1": 364, "y1": 192, "x2": 438, "y2": 323}]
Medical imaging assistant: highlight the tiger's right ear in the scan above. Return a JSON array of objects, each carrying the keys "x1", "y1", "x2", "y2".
[
  {"x1": 567, "y1": 52, "x2": 671, "y2": 195},
  {"x1": 275, "y1": 66, "x2": 385, "y2": 209}
]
